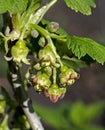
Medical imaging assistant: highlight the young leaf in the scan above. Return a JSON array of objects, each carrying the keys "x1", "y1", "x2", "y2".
[
  {"x1": 68, "y1": 36, "x2": 105, "y2": 64},
  {"x1": 1, "y1": 87, "x2": 16, "y2": 108},
  {"x1": 64, "y1": 0, "x2": 96, "y2": 15},
  {"x1": 0, "y1": 0, "x2": 28, "y2": 14}
]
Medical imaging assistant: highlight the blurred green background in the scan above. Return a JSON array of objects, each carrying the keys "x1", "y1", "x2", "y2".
[{"x1": 0, "y1": 0, "x2": 105, "y2": 130}]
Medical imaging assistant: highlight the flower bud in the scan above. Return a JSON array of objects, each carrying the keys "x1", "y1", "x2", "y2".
[
  {"x1": 60, "y1": 65, "x2": 68, "y2": 72},
  {"x1": 46, "y1": 84, "x2": 66, "y2": 103},
  {"x1": 9, "y1": 29, "x2": 20, "y2": 41},
  {"x1": 42, "y1": 66, "x2": 52, "y2": 76},
  {"x1": 38, "y1": 45, "x2": 56, "y2": 65},
  {"x1": 38, "y1": 37, "x2": 46, "y2": 47},
  {"x1": 34, "y1": 63, "x2": 41, "y2": 70},
  {"x1": 67, "y1": 79, "x2": 75, "y2": 86},
  {"x1": 33, "y1": 73, "x2": 51, "y2": 91},
  {"x1": 48, "y1": 84, "x2": 60, "y2": 95},
  {"x1": 11, "y1": 40, "x2": 29, "y2": 64},
  {"x1": 31, "y1": 29, "x2": 39, "y2": 38},
  {"x1": 41, "y1": 60, "x2": 51, "y2": 67},
  {"x1": 46, "y1": 22, "x2": 59, "y2": 33},
  {"x1": 59, "y1": 67, "x2": 79, "y2": 87},
  {"x1": 22, "y1": 115, "x2": 30, "y2": 129}
]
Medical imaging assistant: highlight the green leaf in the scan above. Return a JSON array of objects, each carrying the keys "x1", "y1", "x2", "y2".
[
  {"x1": 70, "y1": 102, "x2": 87, "y2": 127},
  {"x1": 85, "y1": 102, "x2": 105, "y2": 123},
  {"x1": 83, "y1": 126, "x2": 105, "y2": 130},
  {"x1": 9, "y1": 0, "x2": 28, "y2": 14},
  {"x1": 34, "y1": 102, "x2": 105, "y2": 130},
  {"x1": 1, "y1": 87, "x2": 16, "y2": 108},
  {"x1": 33, "y1": 104, "x2": 62, "y2": 129},
  {"x1": 70, "y1": 102, "x2": 105, "y2": 127},
  {"x1": 33, "y1": 103, "x2": 70, "y2": 129},
  {"x1": 68, "y1": 36, "x2": 105, "y2": 64},
  {"x1": 64, "y1": 0, "x2": 96, "y2": 15},
  {"x1": 43, "y1": 19, "x2": 105, "y2": 64},
  {"x1": 0, "y1": 0, "x2": 8, "y2": 13},
  {"x1": 0, "y1": 0, "x2": 28, "y2": 14},
  {"x1": 62, "y1": 55, "x2": 88, "y2": 70},
  {"x1": 0, "y1": 115, "x2": 9, "y2": 130}
]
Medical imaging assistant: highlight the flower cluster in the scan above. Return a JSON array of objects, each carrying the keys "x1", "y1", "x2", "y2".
[
  {"x1": 3, "y1": 2, "x2": 79, "y2": 103},
  {"x1": 32, "y1": 43, "x2": 79, "y2": 103}
]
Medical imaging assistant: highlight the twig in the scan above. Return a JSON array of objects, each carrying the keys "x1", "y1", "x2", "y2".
[{"x1": 7, "y1": 60, "x2": 44, "y2": 130}]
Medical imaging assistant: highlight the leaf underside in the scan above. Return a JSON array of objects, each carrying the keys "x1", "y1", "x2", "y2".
[{"x1": 64, "y1": 0, "x2": 96, "y2": 15}]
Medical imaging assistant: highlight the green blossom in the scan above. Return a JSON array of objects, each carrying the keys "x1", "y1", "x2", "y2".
[
  {"x1": 33, "y1": 73, "x2": 51, "y2": 91},
  {"x1": 11, "y1": 40, "x2": 29, "y2": 64}
]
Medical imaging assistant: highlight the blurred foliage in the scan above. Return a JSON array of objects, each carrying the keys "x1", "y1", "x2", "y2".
[
  {"x1": 0, "y1": 87, "x2": 30, "y2": 130},
  {"x1": 0, "y1": 53, "x2": 8, "y2": 76},
  {"x1": 0, "y1": 14, "x2": 3, "y2": 31},
  {"x1": 0, "y1": 15, "x2": 6, "y2": 76},
  {"x1": 33, "y1": 102, "x2": 105, "y2": 130}
]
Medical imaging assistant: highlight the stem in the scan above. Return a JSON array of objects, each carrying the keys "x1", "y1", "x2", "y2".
[
  {"x1": 50, "y1": 33, "x2": 67, "y2": 42},
  {"x1": 46, "y1": 36, "x2": 63, "y2": 66},
  {"x1": 0, "y1": 32, "x2": 6, "y2": 38},
  {"x1": 53, "y1": 67, "x2": 56, "y2": 84},
  {"x1": 29, "y1": 24, "x2": 63, "y2": 66},
  {"x1": 7, "y1": 60, "x2": 44, "y2": 130}
]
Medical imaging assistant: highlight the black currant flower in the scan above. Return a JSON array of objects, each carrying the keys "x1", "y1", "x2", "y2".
[
  {"x1": 33, "y1": 72, "x2": 51, "y2": 92},
  {"x1": 44, "y1": 84, "x2": 66, "y2": 103},
  {"x1": 11, "y1": 40, "x2": 29, "y2": 64},
  {"x1": 59, "y1": 66, "x2": 79, "y2": 87},
  {"x1": 38, "y1": 44, "x2": 56, "y2": 66}
]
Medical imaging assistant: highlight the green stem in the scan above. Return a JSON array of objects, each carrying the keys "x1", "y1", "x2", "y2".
[
  {"x1": 0, "y1": 32, "x2": 6, "y2": 38},
  {"x1": 30, "y1": 24, "x2": 49, "y2": 37},
  {"x1": 53, "y1": 67, "x2": 56, "y2": 84},
  {"x1": 0, "y1": 32, "x2": 10, "y2": 53},
  {"x1": 29, "y1": 24, "x2": 63, "y2": 66},
  {"x1": 1, "y1": 115, "x2": 9, "y2": 128},
  {"x1": 50, "y1": 33, "x2": 67, "y2": 42},
  {"x1": 46, "y1": 36, "x2": 63, "y2": 66}
]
